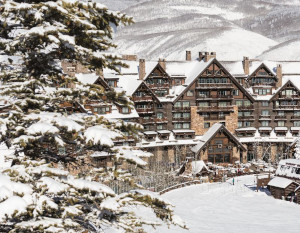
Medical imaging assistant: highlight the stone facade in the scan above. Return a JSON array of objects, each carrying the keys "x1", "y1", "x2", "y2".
[{"x1": 191, "y1": 106, "x2": 204, "y2": 135}]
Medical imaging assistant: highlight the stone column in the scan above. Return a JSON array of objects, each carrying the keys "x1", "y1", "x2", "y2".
[{"x1": 191, "y1": 106, "x2": 204, "y2": 135}]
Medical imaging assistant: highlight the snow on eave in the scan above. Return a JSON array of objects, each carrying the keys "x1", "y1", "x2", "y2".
[{"x1": 268, "y1": 177, "x2": 298, "y2": 189}]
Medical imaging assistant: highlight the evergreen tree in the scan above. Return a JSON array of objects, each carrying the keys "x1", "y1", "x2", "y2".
[{"x1": 0, "y1": 0, "x2": 185, "y2": 231}]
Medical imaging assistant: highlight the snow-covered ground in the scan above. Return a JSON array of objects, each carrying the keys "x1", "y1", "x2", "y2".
[{"x1": 150, "y1": 175, "x2": 300, "y2": 233}]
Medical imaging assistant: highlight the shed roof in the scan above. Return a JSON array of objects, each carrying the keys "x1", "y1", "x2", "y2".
[{"x1": 268, "y1": 177, "x2": 296, "y2": 189}]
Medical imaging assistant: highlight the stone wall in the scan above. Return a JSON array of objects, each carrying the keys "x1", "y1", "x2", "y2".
[
  {"x1": 191, "y1": 105, "x2": 239, "y2": 136},
  {"x1": 225, "y1": 105, "x2": 238, "y2": 134},
  {"x1": 191, "y1": 106, "x2": 204, "y2": 135},
  {"x1": 232, "y1": 147, "x2": 240, "y2": 163}
]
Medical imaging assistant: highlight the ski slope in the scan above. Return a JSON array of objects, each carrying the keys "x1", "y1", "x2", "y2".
[{"x1": 150, "y1": 175, "x2": 300, "y2": 233}]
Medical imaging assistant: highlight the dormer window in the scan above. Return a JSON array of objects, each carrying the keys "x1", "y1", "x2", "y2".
[{"x1": 122, "y1": 107, "x2": 129, "y2": 114}]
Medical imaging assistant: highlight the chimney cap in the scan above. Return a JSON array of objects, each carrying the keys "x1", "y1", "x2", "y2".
[
  {"x1": 211, "y1": 52, "x2": 216, "y2": 55},
  {"x1": 205, "y1": 52, "x2": 209, "y2": 55}
]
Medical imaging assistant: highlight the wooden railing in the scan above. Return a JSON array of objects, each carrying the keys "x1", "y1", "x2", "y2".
[
  {"x1": 238, "y1": 105, "x2": 254, "y2": 110},
  {"x1": 196, "y1": 83, "x2": 234, "y2": 89},
  {"x1": 197, "y1": 95, "x2": 233, "y2": 99},
  {"x1": 197, "y1": 106, "x2": 234, "y2": 112},
  {"x1": 172, "y1": 117, "x2": 191, "y2": 122},
  {"x1": 132, "y1": 96, "x2": 153, "y2": 102}
]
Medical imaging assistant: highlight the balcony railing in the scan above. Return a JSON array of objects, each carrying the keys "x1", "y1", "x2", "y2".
[
  {"x1": 147, "y1": 83, "x2": 170, "y2": 89},
  {"x1": 291, "y1": 115, "x2": 300, "y2": 120},
  {"x1": 154, "y1": 117, "x2": 168, "y2": 123},
  {"x1": 196, "y1": 95, "x2": 233, "y2": 100},
  {"x1": 172, "y1": 117, "x2": 191, "y2": 122},
  {"x1": 278, "y1": 95, "x2": 299, "y2": 99},
  {"x1": 275, "y1": 115, "x2": 287, "y2": 119},
  {"x1": 238, "y1": 115, "x2": 254, "y2": 120},
  {"x1": 238, "y1": 105, "x2": 254, "y2": 110},
  {"x1": 204, "y1": 115, "x2": 226, "y2": 120},
  {"x1": 141, "y1": 118, "x2": 155, "y2": 124},
  {"x1": 274, "y1": 105, "x2": 300, "y2": 110},
  {"x1": 132, "y1": 96, "x2": 153, "y2": 102},
  {"x1": 196, "y1": 83, "x2": 234, "y2": 89},
  {"x1": 197, "y1": 105, "x2": 234, "y2": 112},
  {"x1": 173, "y1": 106, "x2": 191, "y2": 111},
  {"x1": 136, "y1": 108, "x2": 154, "y2": 113}
]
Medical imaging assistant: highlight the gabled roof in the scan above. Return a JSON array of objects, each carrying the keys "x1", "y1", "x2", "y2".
[
  {"x1": 248, "y1": 62, "x2": 277, "y2": 80},
  {"x1": 131, "y1": 82, "x2": 161, "y2": 104},
  {"x1": 270, "y1": 80, "x2": 300, "y2": 101},
  {"x1": 173, "y1": 58, "x2": 255, "y2": 103},
  {"x1": 117, "y1": 75, "x2": 142, "y2": 96},
  {"x1": 191, "y1": 123, "x2": 246, "y2": 154},
  {"x1": 268, "y1": 177, "x2": 298, "y2": 189},
  {"x1": 75, "y1": 73, "x2": 110, "y2": 90},
  {"x1": 144, "y1": 62, "x2": 170, "y2": 81}
]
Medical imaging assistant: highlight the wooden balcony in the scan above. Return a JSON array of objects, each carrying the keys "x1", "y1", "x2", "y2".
[
  {"x1": 238, "y1": 105, "x2": 254, "y2": 111},
  {"x1": 136, "y1": 108, "x2": 154, "y2": 114},
  {"x1": 172, "y1": 117, "x2": 191, "y2": 122},
  {"x1": 154, "y1": 117, "x2": 168, "y2": 123},
  {"x1": 147, "y1": 83, "x2": 170, "y2": 89},
  {"x1": 238, "y1": 115, "x2": 255, "y2": 121},
  {"x1": 275, "y1": 115, "x2": 287, "y2": 120},
  {"x1": 141, "y1": 118, "x2": 155, "y2": 124},
  {"x1": 132, "y1": 96, "x2": 153, "y2": 102},
  {"x1": 172, "y1": 107, "x2": 191, "y2": 112},
  {"x1": 274, "y1": 105, "x2": 300, "y2": 110},
  {"x1": 196, "y1": 83, "x2": 234, "y2": 89},
  {"x1": 196, "y1": 95, "x2": 233, "y2": 100},
  {"x1": 278, "y1": 95, "x2": 299, "y2": 99},
  {"x1": 197, "y1": 106, "x2": 234, "y2": 112},
  {"x1": 291, "y1": 115, "x2": 300, "y2": 120},
  {"x1": 204, "y1": 115, "x2": 226, "y2": 120}
]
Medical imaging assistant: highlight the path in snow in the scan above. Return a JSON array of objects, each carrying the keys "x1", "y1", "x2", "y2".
[{"x1": 152, "y1": 175, "x2": 300, "y2": 233}]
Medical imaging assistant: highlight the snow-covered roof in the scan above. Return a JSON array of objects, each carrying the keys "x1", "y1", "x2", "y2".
[
  {"x1": 274, "y1": 127, "x2": 288, "y2": 131},
  {"x1": 103, "y1": 105, "x2": 139, "y2": 120},
  {"x1": 192, "y1": 123, "x2": 245, "y2": 153},
  {"x1": 249, "y1": 61, "x2": 277, "y2": 76},
  {"x1": 236, "y1": 127, "x2": 257, "y2": 132},
  {"x1": 116, "y1": 75, "x2": 142, "y2": 96},
  {"x1": 259, "y1": 127, "x2": 272, "y2": 131},
  {"x1": 191, "y1": 160, "x2": 209, "y2": 175},
  {"x1": 137, "y1": 136, "x2": 202, "y2": 148},
  {"x1": 172, "y1": 129, "x2": 195, "y2": 134},
  {"x1": 157, "y1": 130, "x2": 171, "y2": 134},
  {"x1": 222, "y1": 61, "x2": 246, "y2": 76},
  {"x1": 75, "y1": 73, "x2": 99, "y2": 85},
  {"x1": 291, "y1": 127, "x2": 300, "y2": 131},
  {"x1": 268, "y1": 177, "x2": 296, "y2": 189},
  {"x1": 144, "y1": 131, "x2": 157, "y2": 135}
]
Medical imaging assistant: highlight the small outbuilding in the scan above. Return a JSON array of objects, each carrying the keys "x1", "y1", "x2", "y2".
[{"x1": 268, "y1": 177, "x2": 299, "y2": 202}]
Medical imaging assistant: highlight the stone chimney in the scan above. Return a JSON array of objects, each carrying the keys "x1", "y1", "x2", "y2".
[
  {"x1": 158, "y1": 58, "x2": 166, "y2": 70},
  {"x1": 199, "y1": 52, "x2": 205, "y2": 61},
  {"x1": 199, "y1": 52, "x2": 216, "y2": 62},
  {"x1": 242, "y1": 57, "x2": 250, "y2": 75},
  {"x1": 276, "y1": 64, "x2": 282, "y2": 89},
  {"x1": 139, "y1": 59, "x2": 146, "y2": 80},
  {"x1": 186, "y1": 51, "x2": 191, "y2": 61}
]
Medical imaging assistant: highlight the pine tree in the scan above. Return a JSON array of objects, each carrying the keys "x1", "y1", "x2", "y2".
[
  {"x1": 0, "y1": 0, "x2": 185, "y2": 231},
  {"x1": 294, "y1": 136, "x2": 300, "y2": 159}
]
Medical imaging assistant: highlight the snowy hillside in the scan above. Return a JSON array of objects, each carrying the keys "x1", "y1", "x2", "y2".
[
  {"x1": 102, "y1": 0, "x2": 300, "y2": 60},
  {"x1": 258, "y1": 39, "x2": 300, "y2": 61},
  {"x1": 148, "y1": 175, "x2": 300, "y2": 233}
]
